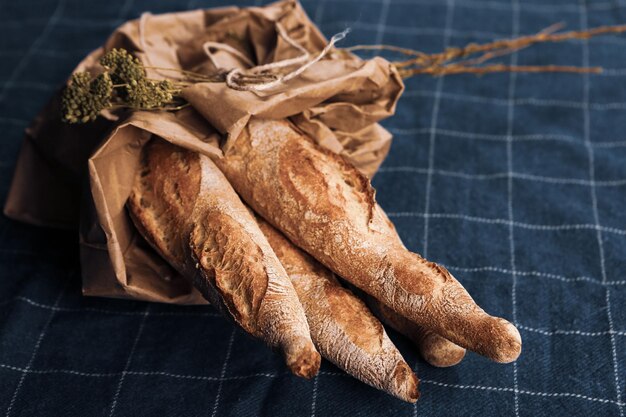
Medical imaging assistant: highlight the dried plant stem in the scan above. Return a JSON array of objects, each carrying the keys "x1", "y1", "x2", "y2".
[
  {"x1": 400, "y1": 64, "x2": 602, "y2": 77},
  {"x1": 143, "y1": 66, "x2": 224, "y2": 82},
  {"x1": 421, "y1": 24, "x2": 626, "y2": 66},
  {"x1": 347, "y1": 24, "x2": 626, "y2": 78},
  {"x1": 458, "y1": 23, "x2": 564, "y2": 67}
]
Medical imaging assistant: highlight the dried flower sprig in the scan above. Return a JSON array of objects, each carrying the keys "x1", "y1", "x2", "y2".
[
  {"x1": 62, "y1": 72, "x2": 113, "y2": 123},
  {"x1": 61, "y1": 49, "x2": 212, "y2": 123}
]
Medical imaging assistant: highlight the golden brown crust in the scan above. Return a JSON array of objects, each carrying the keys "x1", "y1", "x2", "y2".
[
  {"x1": 189, "y1": 211, "x2": 268, "y2": 331},
  {"x1": 128, "y1": 138, "x2": 320, "y2": 378},
  {"x1": 214, "y1": 118, "x2": 521, "y2": 363},
  {"x1": 258, "y1": 218, "x2": 419, "y2": 402}
]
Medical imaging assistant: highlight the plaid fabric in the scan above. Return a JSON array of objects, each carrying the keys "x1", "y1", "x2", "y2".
[{"x1": 1, "y1": 0, "x2": 625, "y2": 415}]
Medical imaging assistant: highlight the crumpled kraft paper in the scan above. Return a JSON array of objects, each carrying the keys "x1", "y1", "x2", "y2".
[{"x1": 4, "y1": 0, "x2": 404, "y2": 304}]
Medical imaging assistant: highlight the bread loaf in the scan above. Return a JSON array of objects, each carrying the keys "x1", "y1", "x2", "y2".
[
  {"x1": 213, "y1": 118, "x2": 521, "y2": 363},
  {"x1": 127, "y1": 138, "x2": 320, "y2": 378}
]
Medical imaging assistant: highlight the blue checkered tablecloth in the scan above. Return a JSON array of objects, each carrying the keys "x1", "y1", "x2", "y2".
[{"x1": 1, "y1": 0, "x2": 625, "y2": 416}]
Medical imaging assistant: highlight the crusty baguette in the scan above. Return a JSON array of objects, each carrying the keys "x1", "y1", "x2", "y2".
[
  {"x1": 368, "y1": 298, "x2": 465, "y2": 368},
  {"x1": 127, "y1": 138, "x2": 320, "y2": 378},
  {"x1": 256, "y1": 217, "x2": 419, "y2": 402},
  {"x1": 213, "y1": 118, "x2": 522, "y2": 363}
]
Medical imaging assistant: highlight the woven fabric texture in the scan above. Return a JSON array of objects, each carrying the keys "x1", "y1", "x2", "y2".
[{"x1": 0, "y1": 0, "x2": 625, "y2": 416}]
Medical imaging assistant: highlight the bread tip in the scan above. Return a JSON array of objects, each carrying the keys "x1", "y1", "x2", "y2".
[
  {"x1": 491, "y1": 320, "x2": 522, "y2": 364},
  {"x1": 285, "y1": 344, "x2": 321, "y2": 379},
  {"x1": 391, "y1": 361, "x2": 420, "y2": 403}
]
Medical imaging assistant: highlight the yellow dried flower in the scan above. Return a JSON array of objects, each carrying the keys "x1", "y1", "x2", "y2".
[
  {"x1": 61, "y1": 72, "x2": 112, "y2": 124},
  {"x1": 99, "y1": 48, "x2": 146, "y2": 85}
]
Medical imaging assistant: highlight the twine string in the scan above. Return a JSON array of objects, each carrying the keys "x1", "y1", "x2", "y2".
[{"x1": 225, "y1": 27, "x2": 350, "y2": 92}]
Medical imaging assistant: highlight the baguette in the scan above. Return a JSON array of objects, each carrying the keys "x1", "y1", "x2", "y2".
[
  {"x1": 257, "y1": 217, "x2": 419, "y2": 402},
  {"x1": 127, "y1": 138, "x2": 320, "y2": 378},
  {"x1": 213, "y1": 118, "x2": 521, "y2": 363},
  {"x1": 368, "y1": 298, "x2": 465, "y2": 368}
]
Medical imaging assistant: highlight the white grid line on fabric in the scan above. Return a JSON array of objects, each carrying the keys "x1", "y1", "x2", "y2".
[
  {"x1": 4, "y1": 279, "x2": 67, "y2": 417},
  {"x1": 311, "y1": 374, "x2": 320, "y2": 417},
  {"x1": 210, "y1": 328, "x2": 236, "y2": 417},
  {"x1": 518, "y1": 325, "x2": 626, "y2": 338},
  {"x1": 1, "y1": 363, "x2": 624, "y2": 407},
  {"x1": 379, "y1": 166, "x2": 626, "y2": 187},
  {"x1": 605, "y1": 277, "x2": 624, "y2": 411},
  {"x1": 579, "y1": 2, "x2": 625, "y2": 415},
  {"x1": 0, "y1": 363, "x2": 275, "y2": 380},
  {"x1": 374, "y1": 0, "x2": 391, "y2": 46},
  {"x1": 386, "y1": 212, "x2": 626, "y2": 238},
  {"x1": 420, "y1": 0, "x2": 455, "y2": 259},
  {"x1": 0, "y1": 0, "x2": 65, "y2": 106},
  {"x1": 388, "y1": 127, "x2": 626, "y2": 149},
  {"x1": 108, "y1": 305, "x2": 150, "y2": 417},
  {"x1": 446, "y1": 265, "x2": 626, "y2": 286},
  {"x1": 418, "y1": 379, "x2": 626, "y2": 407},
  {"x1": 132, "y1": 369, "x2": 276, "y2": 381},
  {"x1": 506, "y1": 1, "x2": 521, "y2": 412},
  {"x1": 404, "y1": 89, "x2": 626, "y2": 111}
]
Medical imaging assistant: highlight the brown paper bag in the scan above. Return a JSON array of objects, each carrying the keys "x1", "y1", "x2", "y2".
[{"x1": 4, "y1": 0, "x2": 404, "y2": 304}]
